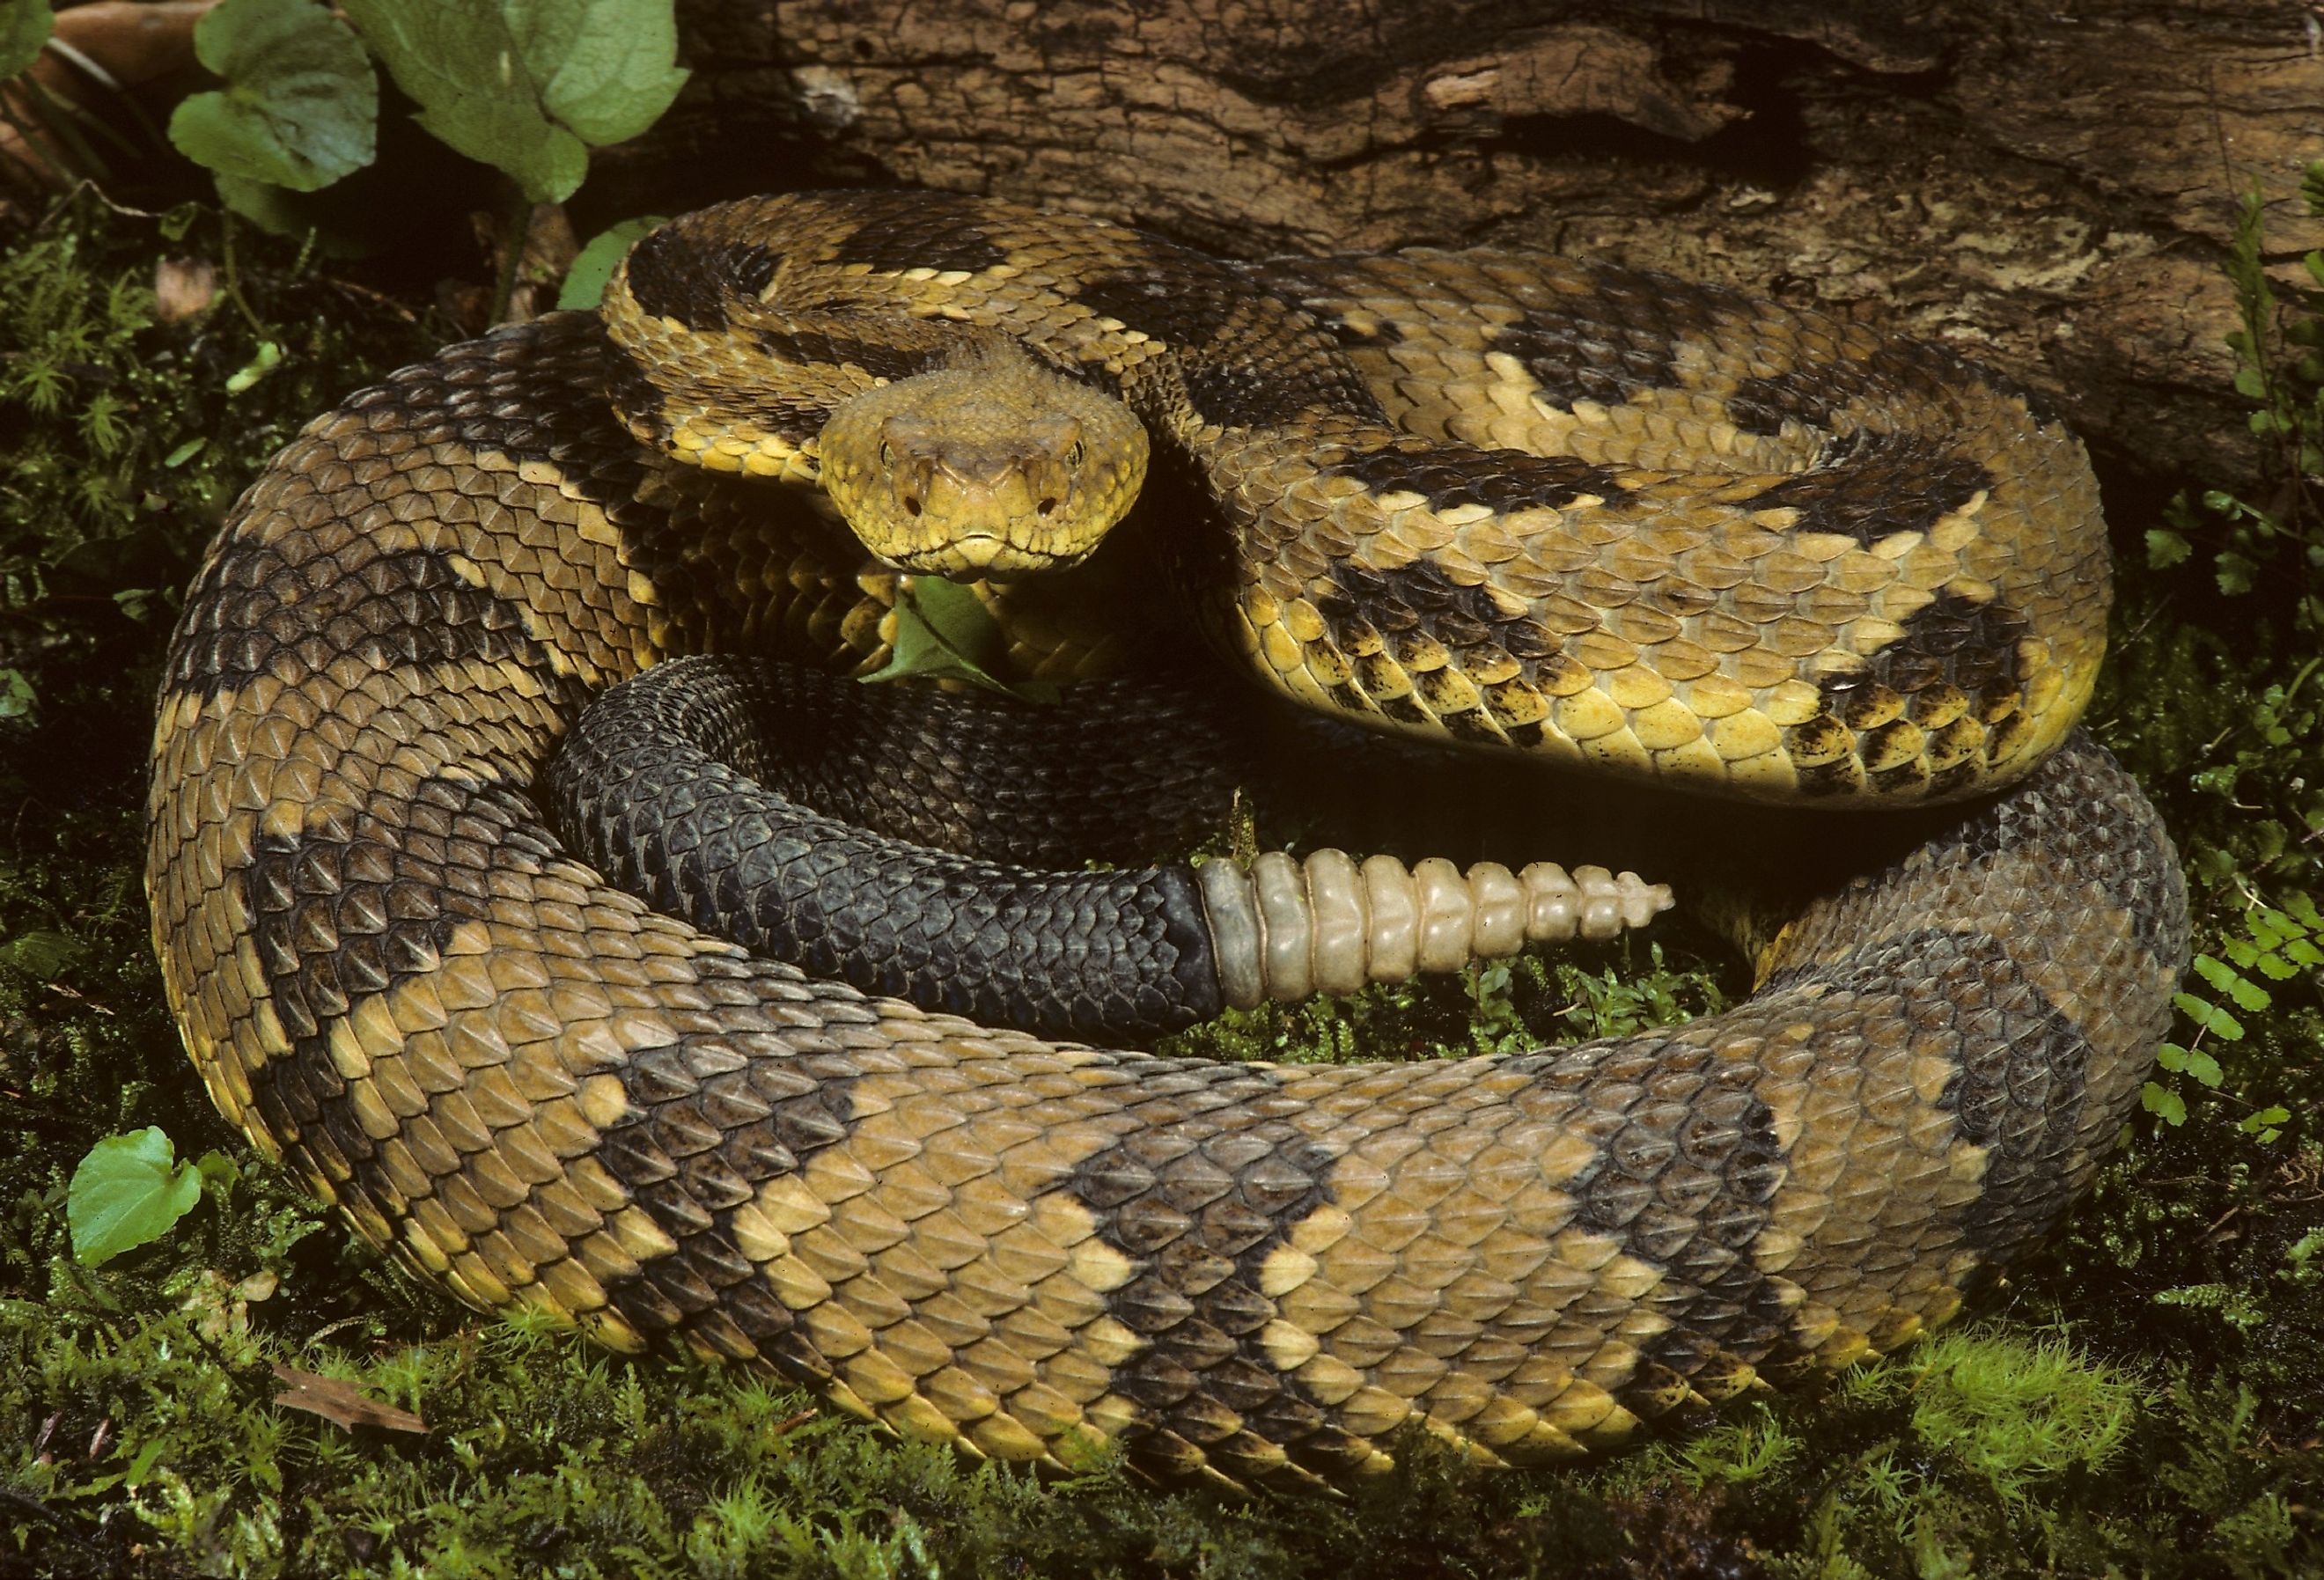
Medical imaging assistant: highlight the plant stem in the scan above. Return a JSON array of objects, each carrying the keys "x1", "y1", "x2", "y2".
[
  {"x1": 488, "y1": 188, "x2": 533, "y2": 327},
  {"x1": 215, "y1": 209, "x2": 272, "y2": 344}
]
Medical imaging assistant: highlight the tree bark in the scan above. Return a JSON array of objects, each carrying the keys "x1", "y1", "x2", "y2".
[{"x1": 603, "y1": 1, "x2": 2324, "y2": 496}]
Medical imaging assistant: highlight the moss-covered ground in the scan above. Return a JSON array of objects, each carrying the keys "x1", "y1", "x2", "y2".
[{"x1": 2, "y1": 195, "x2": 2319, "y2": 1579}]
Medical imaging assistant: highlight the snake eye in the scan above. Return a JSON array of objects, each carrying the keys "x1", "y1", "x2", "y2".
[
  {"x1": 1066, "y1": 440, "x2": 1085, "y2": 467},
  {"x1": 879, "y1": 442, "x2": 895, "y2": 471}
]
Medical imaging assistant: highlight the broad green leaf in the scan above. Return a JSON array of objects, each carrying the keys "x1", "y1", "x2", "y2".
[
  {"x1": 2144, "y1": 527, "x2": 2191, "y2": 570},
  {"x1": 168, "y1": 0, "x2": 377, "y2": 193},
  {"x1": 0, "y1": 0, "x2": 54, "y2": 80},
  {"x1": 0, "y1": 667, "x2": 32, "y2": 719},
  {"x1": 340, "y1": 0, "x2": 687, "y2": 204},
  {"x1": 68, "y1": 1128, "x2": 204, "y2": 1267},
  {"x1": 860, "y1": 577, "x2": 1060, "y2": 703},
  {"x1": 0, "y1": 927, "x2": 83, "y2": 981},
  {"x1": 505, "y1": 0, "x2": 689, "y2": 146},
  {"x1": 559, "y1": 214, "x2": 664, "y2": 310}
]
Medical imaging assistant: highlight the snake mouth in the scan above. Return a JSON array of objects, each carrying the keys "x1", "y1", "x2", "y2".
[{"x1": 880, "y1": 533, "x2": 1091, "y2": 579}]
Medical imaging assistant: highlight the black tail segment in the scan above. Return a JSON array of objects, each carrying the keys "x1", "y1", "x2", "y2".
[{"x1": 547, "y1": 655, "x2": 1225, "y2": 1041}]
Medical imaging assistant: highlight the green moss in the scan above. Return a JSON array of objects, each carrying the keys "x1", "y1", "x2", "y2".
[{"x1": 1164, "y1": 943, "x2": 1729, "y2": 1067}]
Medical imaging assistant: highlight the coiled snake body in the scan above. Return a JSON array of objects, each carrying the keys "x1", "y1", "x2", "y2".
[{"x1": 147, "y1": 191, "x2": 2187, "y2": 1488}]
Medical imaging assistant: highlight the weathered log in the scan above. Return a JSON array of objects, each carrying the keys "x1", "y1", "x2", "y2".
[{"x1": 600, "y1": 1, "x2": 2324, "y2": 494}]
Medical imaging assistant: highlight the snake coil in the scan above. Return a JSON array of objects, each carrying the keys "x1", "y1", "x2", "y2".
[{"x1": 147, "y1": 191, "x2": 2187, "y2": 1488}]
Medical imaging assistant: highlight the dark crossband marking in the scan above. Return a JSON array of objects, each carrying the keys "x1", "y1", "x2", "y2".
[
  {"x1": 1556, "y1": 1045, "x2": 1790, "y2": 1403},
  {"x1": 240, "y1": 781, "x2": 503, "y2": 1152},
  {"x1": 1727, "y1": 369, "x2": 1837, "y2": 437},
  {"x1": 1829, "y1": 590, "x2": 2029, "y2": 714},
  {"x1": 169, "y1": 543, "x2": 543, "y2": 703},
  {"x1": 594, "y1": 980, "x2": 865, "y2": 1371},
  {"x1": 1315, "y1": 443, "x2": 1627, "y2": 516},
  {"x1": 1316, "y1": 556, "x2": 1530, "y2": 650},
  {"x1": 829, "y1": 191, "x2": 1013, "y2": 276},
  {"x1": 1074, "y1": 261, "x2": 1385, "y2": 430},
  {"x1": 1066, "y1": 1064, "x2": 1347, "y2": 1476},
  {"x1": 1743, "y1": 430, "x2": 1994, "y2": 548},
  {"x1": 1764, "y1": 926, "x2": 2092, "y2": 1264},
  {"x1": 751, "y1": 328, "x2": 941, "y2": 385},
  {"x1": 1482, "y1": 268, "x2": 1730, "y2": 415},
  {"x1": 627, "y1": 228, "x2": 782, "y2": 334}
]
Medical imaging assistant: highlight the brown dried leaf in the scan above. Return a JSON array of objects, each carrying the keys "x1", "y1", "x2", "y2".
[{"x1": 270, "y1": 1363, "x2": 427, "y2": 1435}]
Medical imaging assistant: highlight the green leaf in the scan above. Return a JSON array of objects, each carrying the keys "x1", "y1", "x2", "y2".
[
  {"x1": 2154, "y1": 1040, "x2": 2220, "y2": 1087},
  {"x1": 0, "y1": 0, "x2": 54, "y2": 80},
  {"x1": 68, "y1": 1128, "x2": 205, "y2": 1267},
  {"x1": 2215, "y1": 550, "x2": 2260, "y2": 596},
  {"x1": 505, "y1": 0, "x2": 690, "y2": 146},
  {"x1": 340, "y1": 0, "x2": 688, "y2": 204},
  {"x1": 859, "y1": 577, "x2": 1060, "y2": 703},
  {"x1": 559, "y1": 215, "x2": 664, "y2": 310},
  {"x1": 0, "y1": 927, "x2": 84, "y2": 980},
  {"x1": 2254, "y1": 949, "x2": 2301, "y2": 981},
  {"x1": 2241, "y1": 1106, "x2": 2291, "y2": 1143},
  {"x1": 168, "y1": 0, "x2": 378, "y2": 193},
  {"x1": 226, "y1": 340, "x2": 284, "y2": 393},
  {"x1": 0, "y1": 667, "x2": 32, "y2": 720},
  {"x1": 195, "y1": 1150, "x2": 241, "y2": 1196},
  {"x1": 2173, "y1": 991, "x2": 2245, "y2": 1042},
  {"x1": 2144, "y1": 527, "x2": 2192, "y2": 570},
  {"x1": 2141, "y1": 1082, "x2": 2187, "y2": 1127},
  {"x1": 124, "y1": 1439, "x2": 165, "y2": 1488},
  {"x1": 2193, "y1": 952, "x2": 2272, "y2": 1012}
]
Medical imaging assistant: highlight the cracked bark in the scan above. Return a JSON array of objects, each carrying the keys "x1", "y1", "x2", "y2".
[{"x1": 600, "y1": 1, "x2": 2324, "y2": 495}]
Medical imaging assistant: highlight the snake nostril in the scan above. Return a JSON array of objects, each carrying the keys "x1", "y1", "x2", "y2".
[
  {"x1": 902, "y1": 496, "x2": 923, "y2": 518},
  {"x1": 1037, "y1": 496, "x2": 1057, "y2": 516}
]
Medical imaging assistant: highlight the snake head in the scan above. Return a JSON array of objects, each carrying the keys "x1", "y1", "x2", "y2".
[{"x1": 817, "y1": 353, "x2": 1149, "y2": 578}]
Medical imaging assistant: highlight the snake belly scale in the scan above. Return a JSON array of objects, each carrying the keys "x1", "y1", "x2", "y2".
[{"x1": 146, "y1": 190, "x2": 2187, "y2": 1488}]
